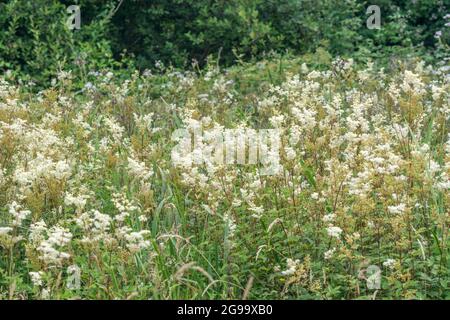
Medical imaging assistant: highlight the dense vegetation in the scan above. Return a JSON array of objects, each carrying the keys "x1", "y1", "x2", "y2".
[
  {"x1": 0, "y1": 0, "x2": 449, "y2": 300},
  {"x1": 0, "y1": 58, "x2": 449, "y2": 299},
  {"x1": 0, "y1": 0, "x2": 448, "y2": 87}
]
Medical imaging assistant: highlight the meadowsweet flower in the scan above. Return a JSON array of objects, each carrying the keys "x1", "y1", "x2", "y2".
[
  {"x1": 324, "y1": 248, "x2": 336, "y2": 260},
  {"x1": 401, "y1": 70, "x2": 425, "y2": 95},
  {"x1": 133, "y1": 113, "x2": 154, "y2": 132},
  {"x1": 112, "y1": 192, "x2": 139, "y2": 223},
  {"x1": 138, "y1": 215, "x2": 148, "y2": 222},
  {"x1": 231, "y1": 199, "x2": 242, "y2": 207},
  {"x1": 327, "y1": 226, "x2": 343, "y2": 238},
  {"x1": 13, "y1": 154, "x2": 72, "y2": 190},
  {"x1": 383, "y1": 259, "x2": 396, "y2": 269},
  {"x1": 9, "y1": 201, "x2": 30, "y2": 227},
  {"x1": 29, "y1": 221, "x2": 47, "y2": 244},
  {"x1": 124, "y1": 230, "x2": 151, "y2": 253},
  {"x1": 127, "y1": 157, "x2": 153, "y2": 181},
  {"x1": 224, "y1": 212, "x2": 237, "y2": 237},
  {"x1": 91, "y1": 210, "x2": 112, "y2": 233},
  {"x1": 29, "y1": 271, "x2": 44, "y2": 287},
  {"x1": 103, "y1": 117, "x2": 124, "y2": 141},
  {"x1": 0, "y1": 227, "x2": 13, "y2": 236},
  {"x1": 281, "y1": 258, "x2": 300, "y2": 276},
  {"x1": 75, "y1": 210, "x2": 113, "y2": 244},
  {"x1": 322, "y1": 213, "x2": 336, "y2": 223},
  {"x1": 36, "y1": 226, "x2": 72, "y2": 265},
  {"x1": 249, "y1": 205, "x2": 264, "y2": 219},
  {"x1": 284, "y1": 147, "x2": 296, "y2": 160},
  {"x1": 387, "y1": 204, "x2": 406, "y2": 214},
  {"x1": 64, "y1": 193, "x2": 88, "y2": 212},
  {"x1": 41, "y1": 288, "x2": 50, "y2": 299}
]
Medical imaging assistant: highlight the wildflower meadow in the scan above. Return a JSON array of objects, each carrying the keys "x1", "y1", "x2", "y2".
[{"x1": 0, "y1": 1, "x2": 449, "y2": 301}]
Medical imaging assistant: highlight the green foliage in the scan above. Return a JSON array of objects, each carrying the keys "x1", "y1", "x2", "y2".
[
  {"x1": 110, "y1": 0, "x2": 448, "y2": 69},
  {"x1": 0, "y1": 0, "x2": 448, "y2": 86},
  {"x1": 0, "y1": 0, "x2": 128, "y2": 88}
]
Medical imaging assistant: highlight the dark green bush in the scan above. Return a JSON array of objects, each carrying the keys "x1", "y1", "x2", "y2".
[
  {"x1": 0, "y1": 0, "x2": 448, "y2": 86},
  {"x1": 110, "y1": 0, "x2": 448, "y2": 68},
  {"x1": 0, "y1": 0, "x2": 126, "y2": 88}
]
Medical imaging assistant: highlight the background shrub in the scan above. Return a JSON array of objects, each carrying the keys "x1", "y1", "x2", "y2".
[{"x1": 0, "y1": 0, "x2": 448, "y2": 86}]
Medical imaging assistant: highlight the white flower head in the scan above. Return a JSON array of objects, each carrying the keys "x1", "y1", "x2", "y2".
[
  {"x1": 383, "y1": 258, "x2": 396, "y2": 269},
  {"x1": 387, "y1": 203, "x2": 406, "y2": 214},
  {"x1": 281, "y1": 258, "x2": 300, "y2": 276},
  {"x1": 29, "y1": 271, "x2": 44, "y2": 287},
  {"x1": 324, "y1": 248, "x2": 336, "y2": 260},
  {"x1": 322, "y1": 213, "x2": 336, "y2": 223},
  {"x1": 327, "y1": 226, "x2": 343, "y2": 238},
  {"x1": 0, "y1": 227, "x2": 13, "y2": 236}
]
